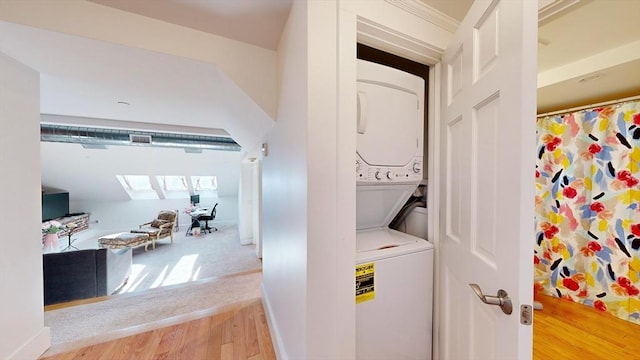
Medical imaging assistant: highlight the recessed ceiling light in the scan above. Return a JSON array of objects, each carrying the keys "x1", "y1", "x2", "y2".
[
  {"x1": 578, "y1": 74, "x2": 603, "y2": 83},
  {"x1": 117, "y1": 101, "x2": 130, "y2": 106}
]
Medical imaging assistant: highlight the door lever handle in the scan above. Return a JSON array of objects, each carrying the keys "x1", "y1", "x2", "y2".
[{"x1": 469, "y1": 283, "x2": 513, "y2": 315}]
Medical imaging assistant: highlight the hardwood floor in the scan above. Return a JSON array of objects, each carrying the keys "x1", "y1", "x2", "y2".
[
  {"x1": 40, "y1": 298, "x2": 276, "y2": 360},
  {"x1": 533, "y1": 294, "x2": 640, "y2": 360},
  {"x1": 42, "y1": 293, "x2": 639, "y2": 359}
]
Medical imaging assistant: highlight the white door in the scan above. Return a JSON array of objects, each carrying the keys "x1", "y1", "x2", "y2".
[{"x1": 438, "y1": 0, "x2": 537, "y2": 359}]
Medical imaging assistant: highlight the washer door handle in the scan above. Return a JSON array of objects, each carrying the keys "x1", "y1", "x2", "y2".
[{"x1": 469, "y1": 283, "x2": 512, "y2": 315}]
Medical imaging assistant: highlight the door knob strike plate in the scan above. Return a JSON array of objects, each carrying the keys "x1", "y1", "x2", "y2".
[{"x1": 520, "y1": 304, "x2": 532, "y2": 325}]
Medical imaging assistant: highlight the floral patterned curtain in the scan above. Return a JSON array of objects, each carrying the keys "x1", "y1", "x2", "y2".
[{"x1": 535, "y1": 99, "x2": 640, "y2": 324}]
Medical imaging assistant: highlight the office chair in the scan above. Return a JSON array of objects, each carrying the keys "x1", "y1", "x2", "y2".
[{"x1": 197, "y1": 203, "x2": 218, "y2": 233}]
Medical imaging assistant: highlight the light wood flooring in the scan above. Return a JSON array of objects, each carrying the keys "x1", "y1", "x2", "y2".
[
  {"x1": 533, "y1": 294, "x2": 640, "y2": 360},
  {"x1": 41, "y1": 293, "x2": 639, "y2": 359},
  {"x1": 40, "y1": 298, "x2": 276, "y2": 360}
]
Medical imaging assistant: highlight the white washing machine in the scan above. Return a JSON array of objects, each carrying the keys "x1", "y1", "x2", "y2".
[
  {"x1": 355, "y1": 60, "x2": 433, "y2": 360},
  {"x1": 356, "y1": 227, "x2": 434, "y2": 360}
]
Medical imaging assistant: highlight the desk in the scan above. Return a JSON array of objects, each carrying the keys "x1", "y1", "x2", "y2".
[
  {"x1": 190, "y1": 208, "x2": 209, "y2": 218},
  {"x1": 185, "y1": 208, "x2": 209, "y2": 236}
]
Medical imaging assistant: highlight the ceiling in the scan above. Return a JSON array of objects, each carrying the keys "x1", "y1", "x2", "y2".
[
  {"x1": 536, "y1": 0, "x2": 640, "y2": 113},
  {"x1": 81, "y1": 0, "x2": 640, "y2": 114},
  {"x1": 88, "y1": 0, "x2": 294, "y2": 50}
]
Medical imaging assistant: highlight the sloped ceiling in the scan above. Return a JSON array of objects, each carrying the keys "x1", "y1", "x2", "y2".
[{"x1": 87, "y1": 0, "x2": 294, "y2": 50}]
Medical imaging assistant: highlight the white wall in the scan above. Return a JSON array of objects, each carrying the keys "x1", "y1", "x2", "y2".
[
  {"x1": 262, "y1": 0, "x2": 309, "y2": 357},
  {"x1": 238, "y1": 162, "x2": 254, "y2": 245},
  {"x1": 262, "y1": 1, "x2": 356, "y2": 358},
  {"x1": 0, "y1": 53, "x2": 50, "y2": 359},
  {"x1": 262, "y1": 1, "x2": 308, "y2": 359},
  {"x1": 306, "y1": 1, "x2": 355, "y2": 358}
]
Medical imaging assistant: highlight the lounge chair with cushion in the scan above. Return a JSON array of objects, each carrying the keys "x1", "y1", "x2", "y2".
[{"x1": 130, "y1": 210, "x2": 177, "y2": 250}]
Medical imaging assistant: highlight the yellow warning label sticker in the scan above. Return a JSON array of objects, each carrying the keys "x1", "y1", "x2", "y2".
[{"x1": 355, "y1": 262, "x2": 375, "y2": 304}]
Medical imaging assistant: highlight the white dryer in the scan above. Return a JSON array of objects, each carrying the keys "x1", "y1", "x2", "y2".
[
  {"x1": 355, "y1": 60, "x2": 433, "y2": 360},
  {"x1": 356, "y1": 59, "x2": 424, "y2": 187}
]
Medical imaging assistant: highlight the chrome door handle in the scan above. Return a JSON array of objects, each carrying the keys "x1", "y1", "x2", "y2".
[{"x1": 469, "y1": 284, "x2": 513, "y2": 315}]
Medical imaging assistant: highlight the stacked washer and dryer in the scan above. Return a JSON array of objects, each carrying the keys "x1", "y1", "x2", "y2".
[{"x1": 355, "y1": 59, "x2": 434, "y2": 360}]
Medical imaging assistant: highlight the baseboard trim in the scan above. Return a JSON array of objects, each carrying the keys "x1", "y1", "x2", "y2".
[
  {"x1": 7, "y1": 326, "x2": 51, "y2": 360},
  {"x1": 261, "y1": 284, "x2": 287, "y2": 360},
  {"x1": 239, "y1": 236, "x2": 253, "y2": 245}
]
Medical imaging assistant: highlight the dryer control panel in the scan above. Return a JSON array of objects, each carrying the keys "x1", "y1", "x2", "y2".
[{"x1": 357, "y1": 156, "x2": 423, "y2": 185}]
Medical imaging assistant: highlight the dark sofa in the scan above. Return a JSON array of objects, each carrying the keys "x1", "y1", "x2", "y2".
[{"x1": 43, "y1": 247, "x2": 132, "y2": 306}]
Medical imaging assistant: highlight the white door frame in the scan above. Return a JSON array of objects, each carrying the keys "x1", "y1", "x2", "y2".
[
  {"x1": 346, "y1": 1, "x2": 535, "y2": 358},
  {"x1": 353, "y1": 14, "x2": 446, "y2": 360}
]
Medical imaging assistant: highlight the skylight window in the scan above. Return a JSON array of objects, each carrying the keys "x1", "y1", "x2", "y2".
[
  {"x1": 121, "y1": 175, "x2": 153, "y2": 191},
  {"x1": 191, "y1": 176, "x2": 218, "y2": 191},
  {"x1": 157, "y1": 176, "x2": 188, "y2": 192},
  {"x1": 116, "y1": 175, "x2": 159, "y2": 200},
  {"x1": 115, "y1": 175, "x2": 218, "y2": 201},
  {"x1": 156, "y1": 175, "x2": 189, "y2": 199}
]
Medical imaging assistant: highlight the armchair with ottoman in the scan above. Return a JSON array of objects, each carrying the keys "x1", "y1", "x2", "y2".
[
  {"x1": 131, "y1": 210, "x2": 177, "y2": 249},
  {"x1": 98, "y1": 210, "x2": 177, "y2": 251}
]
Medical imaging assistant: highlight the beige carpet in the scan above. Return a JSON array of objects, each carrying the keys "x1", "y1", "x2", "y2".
[
  {"x1": 114, "y1": 222, "x2": 262, "y2": 294},
  {"x1": 44, "y1": 222, "x2": 263, "y2": 352}
]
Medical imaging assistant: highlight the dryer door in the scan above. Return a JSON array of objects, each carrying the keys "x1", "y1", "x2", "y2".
[{"x1": 356, "y1": 81, "x2": 419, "y2": 167}]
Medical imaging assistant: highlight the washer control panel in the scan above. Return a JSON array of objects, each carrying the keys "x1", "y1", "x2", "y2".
[{"x1": 356, "y1": 156, "x2": 423, "y2": 184}]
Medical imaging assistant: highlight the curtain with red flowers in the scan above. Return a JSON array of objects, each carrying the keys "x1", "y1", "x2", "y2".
[{"x1": 534, "y1": 99, "x2": 640, "y2": 324}]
